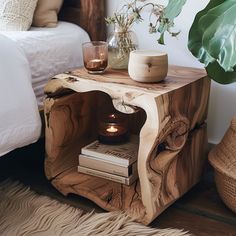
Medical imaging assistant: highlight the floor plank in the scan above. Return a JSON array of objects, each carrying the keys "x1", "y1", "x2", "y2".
[
  {"x1": 175, "y1": 184, "x2": 236, "y2": 226},
  {"x1": 153, "y1": 208, "x2": 236, "y2": 236}
]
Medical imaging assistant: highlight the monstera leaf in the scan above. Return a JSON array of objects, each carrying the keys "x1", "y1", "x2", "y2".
[{"x1": 188, "y1": 0, "x2": 236, "y2": 84}]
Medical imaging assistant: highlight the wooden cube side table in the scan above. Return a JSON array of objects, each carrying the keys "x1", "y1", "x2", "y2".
[{"x1": 44, "y1": 66, "x2": 210, "y2": 225}]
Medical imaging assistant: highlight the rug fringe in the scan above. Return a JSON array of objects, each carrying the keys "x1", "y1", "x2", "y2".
[{"x1": 0, "y1": 180, "x2": 191, "y2": 236}]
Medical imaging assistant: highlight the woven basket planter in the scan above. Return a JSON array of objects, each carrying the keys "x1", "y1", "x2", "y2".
[
  {"x1": 214, "y1": 170, "x2": 236, "y2": 212},
  {"x1": 208, "y1": 116, "x2": 236, "y2": 213}
]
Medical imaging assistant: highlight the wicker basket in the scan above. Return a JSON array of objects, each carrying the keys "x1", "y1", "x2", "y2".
[
  {"x1": 208, "y1": 116, "x2": 236, "y2": 213},
  {"x1": 214, "y1": 170, "x2": 236, "y2": 212}
]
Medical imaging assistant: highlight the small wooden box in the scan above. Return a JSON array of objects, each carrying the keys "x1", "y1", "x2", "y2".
[{"x1": 44, "y1": 66, "x2": 210, "y2": 225}]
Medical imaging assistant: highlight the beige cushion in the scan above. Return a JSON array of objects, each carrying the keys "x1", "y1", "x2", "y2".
[
  {"x1": 0, "y1": 0, "x2": 38, "y2": 31},
  {"x1": 32, "y1": 0, "x2": 63, "y2": 27}
]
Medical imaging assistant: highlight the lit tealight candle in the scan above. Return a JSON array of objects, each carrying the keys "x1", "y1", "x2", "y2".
[
  {"x1": 87, "y1": 59, "x2": 103, "y2": 69},
  {"x1": 106, "y1": 125, "x2": 118, "y2": 133},
  {"x1": 98, "y1": 113, "x2": 129, "y2": 144},
  {"x1": 82, "y1": 41, "x2": 108, "y2": 74}
]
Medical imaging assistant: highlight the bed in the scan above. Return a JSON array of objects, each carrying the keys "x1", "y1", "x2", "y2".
[{"x1": 0, "y1": 0, "x2": 106, "y2": 156}]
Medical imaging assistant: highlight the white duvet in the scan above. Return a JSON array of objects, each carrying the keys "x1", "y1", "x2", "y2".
[
  {"x1": 0, "y1": 22, "x2": 90, "y2": 156},
  {"x1": 2, "y1": 22, "x2": 90, "y2": 104},
  {"x1": 0, "y1": 35, "x2": 41, "y2": 156}
]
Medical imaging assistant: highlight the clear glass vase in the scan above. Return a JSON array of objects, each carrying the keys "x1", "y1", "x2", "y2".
[{"x1": 107, "y1": 29, "x2": 138, "y2": 70}]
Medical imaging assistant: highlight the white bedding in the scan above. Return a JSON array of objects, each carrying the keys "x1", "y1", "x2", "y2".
[
  {"x1": 2, "y1": 22, "x2": 90, "y2": 104},
  {"x1": 0, "y1": 35, "x2": 41, "y2": 156},
  {"x1": 0, "y1": 22, "x2": 90, "y2": 156}
]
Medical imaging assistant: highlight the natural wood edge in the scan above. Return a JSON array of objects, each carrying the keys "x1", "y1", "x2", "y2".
[
  {"x1": 44, "y1": 67, "x2": 210, "y2": 224},
  {"x1": 47, "y1": 124, "x2": 207, "y2": 225}
]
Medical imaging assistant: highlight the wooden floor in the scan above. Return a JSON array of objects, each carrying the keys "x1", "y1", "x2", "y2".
[{"x1": 0, "y1": 139, "x2": 236, "y2": 236}]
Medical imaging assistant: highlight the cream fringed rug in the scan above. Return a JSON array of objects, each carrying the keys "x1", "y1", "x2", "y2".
[{"x1": 0, "y1": 180, "x2": 191, "y2": 236}]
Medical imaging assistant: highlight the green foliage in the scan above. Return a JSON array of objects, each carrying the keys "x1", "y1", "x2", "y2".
[
  {"x1": 106, "y1": 0, "x2": 186, "y2": 45},
  {"x1": 188, "y1": 0, "x2": 236, "y2": 84},
  {"x1": 158, "y1": 0, "x2": 186, "y2": 44}
]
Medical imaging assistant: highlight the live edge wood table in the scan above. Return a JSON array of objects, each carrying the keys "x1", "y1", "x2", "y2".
[{"x1": 44, "y1": 66, "x2": 211, "y2": 225}]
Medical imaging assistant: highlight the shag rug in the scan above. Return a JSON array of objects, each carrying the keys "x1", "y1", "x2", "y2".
[{"x1": 0, "y1": 180, "x2": 191, "y2": 236}]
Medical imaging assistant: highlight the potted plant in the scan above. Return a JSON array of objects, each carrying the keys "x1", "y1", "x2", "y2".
[
  {"x1": 107, "y1": 0, "x2": 236, "y2": 83},
  {"x1": 105, "y1": 0, "x2": 186, "y2": 69}
]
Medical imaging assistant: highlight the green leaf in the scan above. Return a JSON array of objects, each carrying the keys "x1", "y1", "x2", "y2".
[
  {"x1": 206, "y1": 61, "x2": 236, "y2": 84},
  {"x1": 188, "y1": 0, "x2": 236, "y2": 84},
  {"x1": 157, "y1": 0, "x2": 186, "y2": 44},
  {"x1": 163, "y1": 0, "x2": 187, "y2": 21},
  {"x1": 158, "y1": 33, "x2": 165, "y2": 45},
  {"x1": 157, "y1": 23, "x2": 168, "y2": 44},
  {"x1": 188, "y1": 0, "x2": 224, "y2": 66}
]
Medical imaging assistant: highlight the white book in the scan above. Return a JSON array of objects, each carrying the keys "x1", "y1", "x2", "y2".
[
  {"x1": 81, "y1": 135, "x2": 139, "y2": 167},
  {"x1": 79, "y1": 154, "x2": 137, "y2": 177},
  {"x1": 77, "y1": 165, "x2": 138, "y2": 185}
]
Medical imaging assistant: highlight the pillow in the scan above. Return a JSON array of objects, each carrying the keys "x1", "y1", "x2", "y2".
[
  {"x1": 32, "y1": 0, "x2": 64, "y2": 27},
  {"x1": 0, "y1": 0, "x2": 38, "y2": 31}
]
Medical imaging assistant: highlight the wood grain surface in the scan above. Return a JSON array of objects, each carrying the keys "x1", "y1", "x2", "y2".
[
  {"x1": 44, "y1": 66, "x2": 211, "y2": 224},
  {"x1": 59, "y1": 0, "x2": 106, "y2": 41}
]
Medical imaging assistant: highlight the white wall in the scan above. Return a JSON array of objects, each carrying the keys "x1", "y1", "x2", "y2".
[{"x1": 106, "y1": 0, "x2": 236, "y2": 144}]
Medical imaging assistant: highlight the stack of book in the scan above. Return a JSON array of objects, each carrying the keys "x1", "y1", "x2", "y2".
[{"x1": 78, "y1": 135, "x2": 139, "y2": 185}]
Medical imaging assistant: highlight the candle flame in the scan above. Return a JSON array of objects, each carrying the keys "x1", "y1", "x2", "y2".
[
  {"x1": 106, "y1": 125, "x2": 118, "y2": 133},
  {"x1": 90, "y1": 59, "x2": 102, "y2": 62}
]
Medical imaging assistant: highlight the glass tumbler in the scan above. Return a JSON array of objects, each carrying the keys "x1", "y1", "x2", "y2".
[{"x1": 82, "y1": 41, "x2": 108, "y2": 74}]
